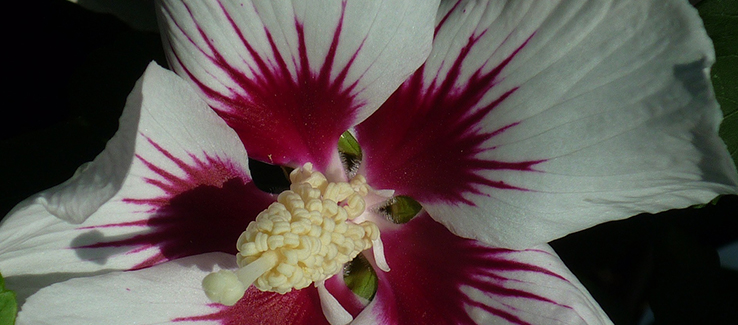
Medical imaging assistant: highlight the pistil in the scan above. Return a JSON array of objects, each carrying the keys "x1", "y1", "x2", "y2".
[{"x1": 202, "y1": 163, "x2": 380, "y2": 306}]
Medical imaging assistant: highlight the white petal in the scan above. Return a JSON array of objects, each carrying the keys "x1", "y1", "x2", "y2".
[
  {"x1": 460, "y1": 245, "x2": 613, "y2": 325},
  {"x1": 6, "y1": 61, "x2": 251, "y2": 226},
  {"x1": 371, "y1": 236, "x2": 390, "y2": 272},
  {"x1": 361, "y1": 0, "x2": 737, "y2": 248},
  {"x1": 469, "y1": 0, "x2": 738, "y2": 247},
  {"x1": 353, "y1": 215, "x2": 612, "y2": 325},
  {"x1": 0, "y1": 63, "x2": 269, "y2": 302},
  {"x1": 317, "y1": 280, "x2": 353, "y2": 325},
  {"x1": 156, "y1": 0, "x2": 438, "y2": 168},
  {"x1": 16, "y1": 253, "x2": 235, "y2": 325}
]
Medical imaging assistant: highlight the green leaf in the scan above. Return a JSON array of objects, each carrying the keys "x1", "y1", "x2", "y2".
[
  {"x1": 343, "y1": 254, "x2": 378, "y2": 301},
  {"x1": 0, "y1": 273, "x2": 17, "y2": 325},
  {"x1": 698, "y1": 0, "x2": 738, "y2": 168},
  {"x1": 379, "y1": 196, "x2": 424, "y2": 224},
  {"x1": 338, "y1": 131, "x2": 363, "y2": 175},
  {"x1": 337, "y1": 131, "x2": 362, "y2": 159}
]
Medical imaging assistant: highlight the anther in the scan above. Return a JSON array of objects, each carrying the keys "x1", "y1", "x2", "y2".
[{"x1": 202, "y1": 163, "x2": 380, "y2": 306}]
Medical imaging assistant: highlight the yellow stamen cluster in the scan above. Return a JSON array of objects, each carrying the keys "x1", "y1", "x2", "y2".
[{"x1": 202, "y1": 163, "x2": 379, "y2": 306}]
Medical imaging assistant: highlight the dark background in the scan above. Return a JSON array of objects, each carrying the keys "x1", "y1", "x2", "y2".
[{"x1": 2, "y1": 1, "x2": 737, "y2": 324}]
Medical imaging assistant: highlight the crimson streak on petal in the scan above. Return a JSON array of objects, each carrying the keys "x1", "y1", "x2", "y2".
[
  {"x1": 173, "y1": 287, "x2": 329, "y2": 325},
  {"x1": 374, "y1": 215, "x2": 569, "y2": 325},
  {"x1": 75, "y1": 137, "x2": 273, "y2": 270},
  {"x1": 357, "y1": 31, "x2": 543, "y2": 205},
  {"x1": 169, "y1": 1, "x2": 364, "y2": 170}
]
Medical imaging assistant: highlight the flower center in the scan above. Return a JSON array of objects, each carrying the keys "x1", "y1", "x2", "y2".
[{"x1": 202, "y1": 163, "x2": 380, "y2": 306}]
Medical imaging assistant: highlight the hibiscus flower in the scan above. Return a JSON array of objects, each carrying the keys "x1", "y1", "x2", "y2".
[{"x1": 1, "y1": 0, "x2": 736, "y2": 324}]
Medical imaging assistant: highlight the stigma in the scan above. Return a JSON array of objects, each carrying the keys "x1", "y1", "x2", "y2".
[{"x1": 202, "y1": 163, "x2": 380, "y2": 306}]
